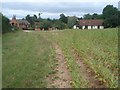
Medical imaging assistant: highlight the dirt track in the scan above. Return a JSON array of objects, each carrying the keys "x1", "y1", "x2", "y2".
[
  {"x1": 47, "y1": 43, "x2": 72, "y2": 88},
  {"x1": 72, "y1": 47, "x2": 106, "y2": 88}
]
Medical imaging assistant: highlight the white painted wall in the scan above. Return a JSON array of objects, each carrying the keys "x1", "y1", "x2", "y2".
[
  {"x1": 92, "y1": 26, "x2": 95, "y2": 29},
  {"x1": 73, "y1": 25, "x2": 77, "y2": 29},
  {"x1": 81, "y1": 25, "x2": 103, "y2": 30},
  {"x1": 92, "y1": 26, "x2": 98, "y2": 29},
  {"x1": 100, "y1": 26, "x2": 104, "y2": 29},
  {"x1": 95, "y1": 26, "x2": 98, "y2": 29},
  {"x1": 82, "y1": 26, "x2": 85, "y2": 29},
  {"x1": 88, "y1": 26, "x2": 91, "y2": 29}
]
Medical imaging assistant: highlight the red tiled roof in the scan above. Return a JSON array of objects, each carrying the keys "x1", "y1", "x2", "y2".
[{"x1": 79, "y1": 19, "x2": 104, "y2": 26}]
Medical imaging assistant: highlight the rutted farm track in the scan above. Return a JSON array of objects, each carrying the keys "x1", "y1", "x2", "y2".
[
  {"x1": 35, "y1": 30, "x2": 117, "y2": 88},
  {"x1": 71, "y1": 47, "x2": 106, "y2": 88},
  {"x1": 3, "y1": 29, "x2": 118, "y2": 88},
  {"x1": 47, "y1": 43, "x2": 106, "y2": 88},
  {"x1": 47, "y1": 43, "x2": 72, "y2": 88}
]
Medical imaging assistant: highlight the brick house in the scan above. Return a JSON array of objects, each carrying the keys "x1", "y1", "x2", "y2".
[
  {"x1": 10, "y1": 15, "x2": 30, "y2": 30},
  {"x1": 77, "y1": 19, "x2": 104, "y2": 29}
]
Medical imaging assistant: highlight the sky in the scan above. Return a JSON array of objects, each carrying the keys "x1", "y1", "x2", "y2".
[{"x1": 1, "y1": 0, "x2": 120, "y2": 19}]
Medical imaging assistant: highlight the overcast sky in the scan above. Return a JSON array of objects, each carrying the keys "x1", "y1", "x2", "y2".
[{"x1": 1, "y1": 0, "x2": 120, "y2": 19}]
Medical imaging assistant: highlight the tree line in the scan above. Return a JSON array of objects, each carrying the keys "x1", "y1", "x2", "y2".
[
  {"x1": 1, "y1": 13, "x2": 12, "y2": 33},
  {"x1": 2, "y1": 5, "x2": 120, "y2": 33}
]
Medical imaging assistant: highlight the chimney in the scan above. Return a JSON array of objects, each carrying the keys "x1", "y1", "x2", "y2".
[{"x1": 12, "y1": 15, "x2": 16, "y2": 20}]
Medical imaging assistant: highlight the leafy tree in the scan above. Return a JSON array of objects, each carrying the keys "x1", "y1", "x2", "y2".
[
  {"x1": 47, "y1": 18, "x2": 52, "y2": 21},
  {"x1": 25, "y1": 14, "x2": 30, "y2": 21},
  {"x1": 59, "y1": 13, "x2": 68, "y2": 24},
  {"x1": 83, "y1": 13, "x2": 92, "y2": 19},
  {"x1": 52, "y1": 20, "x2": 66, "y2": 29},
  {"x1": 40, "y1": 19, "x2": 52, "y2": 30},
  {"x1": 67, "y1": 16, "x2": 78, "y2": 29},
  {"x1": 33, "y1": 14, "x2": 37, "y2": 21},
  {"x1": 25, "y1": 15, "x2": 33, "y2": 26},
  {"x1": 118, "y1": 11, "x2": 120, "y2": 27},
  {"x1": 83, "y1": 13, "x2": 103, "y2": 19},
  {"x1": 25, "y1": 14, "x2": 38, "y2": 28},
  {"x1": 103, "y1": 5, "x2": 118, "y2": 18},
  {"x1": 92, "y1": 13, "x2": 103, "y2": 19},
  {"x1": 1, "y1": 13, "x2": 11, "y2": 33},
  {"x1": 103, "y1": 5, "x2": 119, "y2": 27}
]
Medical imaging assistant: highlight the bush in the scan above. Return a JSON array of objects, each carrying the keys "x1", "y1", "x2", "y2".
[
  {"x1": 1, "y1": 13, "x2": 11, "y2": 33},
  {"x1": 39, "y1": 19, "x2": 52, "y2": 30}
]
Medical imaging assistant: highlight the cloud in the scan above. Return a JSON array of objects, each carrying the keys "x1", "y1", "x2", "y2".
[
  {"x1": 2, "y1": 2, "x2": 103, "y2": 13},
  {"x1": 1, "y1": 1, "x2": 119, "y2": 19},
  {"x1": 2, "y1": 0, "x2": 120, "y2": 3},
  {"x1": 119, "y1": 1, "x2": 120, "y2": 10}
]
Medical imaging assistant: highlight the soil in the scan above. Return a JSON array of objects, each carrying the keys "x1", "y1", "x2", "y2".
[
  {"x1": 47, "y1": 43, "x2": 72, "y2": 88},
  {"x1": 72, "y1": 47, "x2": 106, "y2": 88}
]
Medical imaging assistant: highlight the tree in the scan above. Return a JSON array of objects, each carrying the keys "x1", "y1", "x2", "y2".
[
  {"x1": 83, "y1": 13, "x2": 103, "y2": 19},
  {"x1": 25, "y1": 14, "x2": 38, "y2": 28},
  {"x1": 47, "y1": 18, "x2": 52, "y2": 21},
  {"x1": 40, "y1": 19, "x2": 52, "y2": 30},
  {"x1": 33, "y1": 14, "x2": 37, "y2": 20},
  {"x1": 25, "y1": 15, "x2": 33, "y2": 25},
  {"x1": 118, "y1": 11, "x2": 120, "y2": 27},
  {"x1": 52, "y1": 20, "x2": 66, "y2": 29},
  {"x1": 1, "y1": 13, "x2": 11, "y2": 33},
  {"x1": 83, "y1": 13, "x2": 92, "y2": 19},
  {"x1": 92, "y1": 13, "x2": 103, "y2": 19},
  {"x1": 103, "y1": 5, "x2": 119, "y2": 27},
  {"x1": 59, "y1": 13, "x2": 68, "y2": 24},
  {"x1": 67, "y1": 16, "x2": 78, "y2": 29}
]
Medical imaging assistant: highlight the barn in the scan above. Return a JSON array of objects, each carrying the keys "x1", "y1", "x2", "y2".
[{"x1": 78, "y1": 19, "x2": 104, "y2": 29}]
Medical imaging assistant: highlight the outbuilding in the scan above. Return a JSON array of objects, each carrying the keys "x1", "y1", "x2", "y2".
[{"x1": 78, "y1": 19, "x2": 104, "y2": 30}]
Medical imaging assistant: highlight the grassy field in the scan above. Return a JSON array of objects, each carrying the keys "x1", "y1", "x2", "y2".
[
  {"x1": 2, "y1": 31, "x2": 56, "y2": 88},
  {"x1": 2, "y1": 28, "x2": 118, "y2": 88}
]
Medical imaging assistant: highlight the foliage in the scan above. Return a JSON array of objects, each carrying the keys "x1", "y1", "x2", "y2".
[
  {"x1": 52, "y1": 20, "x2": 66, "y2": 29},
  {"x1": 1, "y1": 13, "x2": 11, "y2": 33},
  {"x1": 21, "y1": 5, "x2": 120, "y2": 30},
  {"x1": 83, "y1": 13, "x2": 103, "y2": 19},
  {"x1": 58, "y1": 29, "x2": 118, "y2": 88},
  {"x1": 83, "y1": 13, "x2": 92, "y2": 19},
  {"x1": 59, "y1": 14, "x2": 68, "y2": 24},
  {"x1": 118, "y1": 11, "x2": 120, "y2": 26},
  {"x1": 103, "y1": 5, "x2": 119, "y2": 28},
  {"x1": 50, "y1": 28, "x2": 118, "y2": 88},
  {"x1": 67, "y1": 16, "x2": 78, "y2": 29},
  {"x1": 2, "y1": 31, "x2": 56, "y2": 88},
  {"x1": 3, "y1": 28, "x2": 118, "y2": 88},
  {"x1": 40, "y1": 19, "x2": 52, "y2": 30},
  {"x1": 25, "y1": 14, "x2": 38, "y2": 28}
]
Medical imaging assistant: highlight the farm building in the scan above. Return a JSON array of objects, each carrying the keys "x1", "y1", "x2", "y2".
[
  {"x1": 10, "y1": 15, "x2": 30, "y2": 30},
  {"x1": 77, "y1": 19, "x2": 104, "y2": 29}
]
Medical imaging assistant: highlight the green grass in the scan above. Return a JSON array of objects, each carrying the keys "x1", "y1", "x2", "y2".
[
  {"x1": 2, "y1": 28, "x2": 118, "y2": 88},
  {"x1": 50, "y1": 28, "x2": 118, "y2": 88},
  {"x1": 2, "y1": 31, "x2": 56, "y2": 88}
]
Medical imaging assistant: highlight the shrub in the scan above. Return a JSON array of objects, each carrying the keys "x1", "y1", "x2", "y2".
[{"x1": 1, "y1": 13, "x2": 11, "y2": 33}]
